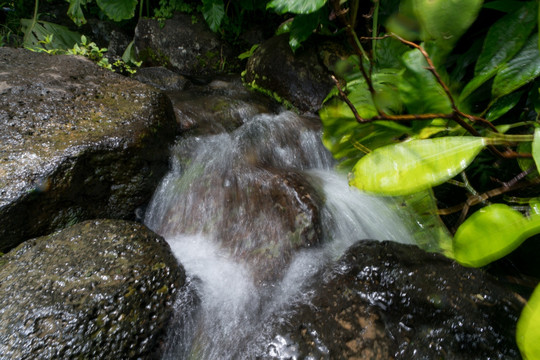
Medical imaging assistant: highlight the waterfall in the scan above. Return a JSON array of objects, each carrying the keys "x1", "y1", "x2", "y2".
[{"x1": 144, "y1": 106, "x2": 417, "y2": 359}]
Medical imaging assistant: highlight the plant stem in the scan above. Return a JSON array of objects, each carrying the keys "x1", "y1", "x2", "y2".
[
  {"x1": 372, "y1": 0, "x2": 379, "y2": 60},
  {"x1": 23, "y1": 0, "x2": 39, "y2": 46}
]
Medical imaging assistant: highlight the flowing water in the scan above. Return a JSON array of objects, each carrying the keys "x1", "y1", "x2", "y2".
[{"x1": 144, "y1": 86, "x2": 420, "y2": 358}]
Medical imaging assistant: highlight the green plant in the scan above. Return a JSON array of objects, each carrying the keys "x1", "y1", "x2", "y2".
[{"x1": 269, "y1": 0, "x2": 540, "y2": 358}]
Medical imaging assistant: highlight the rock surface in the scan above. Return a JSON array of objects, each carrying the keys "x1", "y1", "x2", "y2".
[
  {"x1": 244, "y1": 34, "x2": 334, "y2": 113},
  {"x1": 134, "y1": 12, "x2": 235, "y2": 77},
  {"x1": 134, "y1": 66, "x2": 191, "y2": 92},
  {"x1": 259, "y1": 240, "x2": 524, "y2": 359},
  {"x1": 167, "y1": 75, "x2": 279, "y2": 135},
  {"x1": 0, "y1": 219, "x2": 185, "y2": 360},
  {"x1": 0, "y1": 47, "x2": 177, "y2": 252}
]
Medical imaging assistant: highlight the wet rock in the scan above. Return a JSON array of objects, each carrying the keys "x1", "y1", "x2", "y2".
[
  {"x1": 0, "y1": 219, "x2": 186, "y2": 360},
  {"x1": 134, "y1": 66, "x2": 191, "y2": 92},
  {"x1": 0, "y1": 48, "x2": 177, "y2": 252},
  {"x1": 168, "y1": 75, "x2": 279, "y2": 135},
  {"x1": 260, "y1": 240, "x2": 524, "y2": 359},
  {"x1": 134, "y1": 12, "x2": 235, "y2": 77},
  {"x1": 244, "y1": 34, "x2": 334, "y2": 113}
]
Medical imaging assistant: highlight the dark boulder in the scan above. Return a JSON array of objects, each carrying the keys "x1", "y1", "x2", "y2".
[
  {"x1": 134, "y1": 12, "x2": 236, "y2": 77},
  {"x1": 244, "y1": 34, "x2": 334, "y2": 113},
  {"x1": 0, "y1": 48, "x2": 177, "y2": 252},
  {"x1": 259, "y1": 240, "x2": 524, "y2": 359},
  {"x1": 0, "y1": 219, "x2": 186, "y2": 360}
]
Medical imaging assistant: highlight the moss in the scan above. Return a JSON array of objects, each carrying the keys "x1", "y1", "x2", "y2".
[
  {"x1": 124, "y1": 286, "x2": 136, "y2": 298},
  {"x1": 244, "y1": 78, "x2": 296, "y2": 111},
  {"x1": 156, "y1": 285, "x2": 169, "y2": 294},
  {"x1": 137, "y1": 47, "x2": 171, "y2": 68}
]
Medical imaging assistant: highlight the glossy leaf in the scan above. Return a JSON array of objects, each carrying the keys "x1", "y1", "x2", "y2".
[
  {"x1": 453, "y1": 204, "x2": 535, "y2": 267},
  {"x1": 460, "y1": 1, "x2": 538, "y2": 101},
  {"x1": 485, "y1": 90, "x2": 523, "y2": 121},
  {"x1": 517, "y1": 284, "x2": 540, "y2": 359},
  {"x1": 350, "y1": 137, "x2": 486, "y2": 195},
  {"x1": 492, "y1": 34, "x2": 540, "y2": 98},
  {"x1": 289, "y1": 12, "x2": 320, "y2": 51},
  {"x1": 202, "y1": 0, "x2": 225, "y2": 32},
  {"x1": 399, "y1": 49, "x2": 452, "y2": 114},
  {"x1": 97, "y1": 0, "x2": 137, "y2": 22},
  {"x1": 412, "y1": 0, "x2": 483, "y2": 50},
  {"x1": 267, "y1": 0, "x2": 326, "y2": 15}
]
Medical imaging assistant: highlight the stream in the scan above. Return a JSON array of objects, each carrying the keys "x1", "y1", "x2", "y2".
[{"x1": 143, "y1": 80, "x2": 431, "y2": 359}]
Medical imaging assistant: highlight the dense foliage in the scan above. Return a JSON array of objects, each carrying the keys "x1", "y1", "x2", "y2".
[{"x1": 2, "y1": 0, "x2": 540, "y2": 357}]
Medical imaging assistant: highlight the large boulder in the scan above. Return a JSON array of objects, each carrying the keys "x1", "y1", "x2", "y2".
[
  {"x1": 134, "y1": 12, "x2": 236, "y2": 77},
  {"x1": 0, "y1": 219, "x2": 186, "y2": 360},
  {"x1": 244, "y1": 34, "x2": 334, "y2": 113},
  {"x1": 0, "y1": 48, "x2": 177, "y2": 252},
  {"x1": 258, "y1": 240, "x2": 524, "y2": 359}
]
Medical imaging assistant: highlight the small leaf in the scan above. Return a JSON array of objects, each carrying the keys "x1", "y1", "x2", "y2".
[
  {"x1": 453, "y1": 204, "x2": 530, "y2": 267},
  {"x1": 267, "y1": 0, "x2": 327, "y2": 15},
  {"x1": 67, "y1": 0, "x2": 88, "y2": 26},
  {"x1": 97, "y1": 0, "x2": 137, "y2": 22},
  {"x1": 202, "y1": 0, "x2": 225, "y2": 32},
  {"x1": 517, "y1": 284, "x2": 540, "y2": 359},
  {"x1": 350, "y1": 137, "x2": 486, "y2": 195},
  {"x1": 492, "y1": 34, "x2": 540, "y2": 98}
]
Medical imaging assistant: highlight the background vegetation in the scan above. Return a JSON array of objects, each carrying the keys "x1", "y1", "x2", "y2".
[{"x1": 1, "y1": 0, "x2": 539, "y2": 357}]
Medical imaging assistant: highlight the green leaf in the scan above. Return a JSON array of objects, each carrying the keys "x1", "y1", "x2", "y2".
[
  {"x1": 350, "y1": 137, "x2": 486, "y2": 195},
  {"x1": 483, "y1": 0, "x2": 522, "y2": 13},
  {"x1": 453, "y1": 204, "x2": 530, "y2": 267},
  {"x1": 532, "y1": 128, "x2": 540, "y2": 171},
  {"x1": 485, "y1": 90, "x2": 523, "y2": 121},
  {"x1": 96, "y1": 0, "x2": 137, "y2": 22},
  {"x1": 267, "y1": 0, "x2": 326, "y2": 15},
  {"x1": 460, "y1": 1, "x2": 538, "y2": 101},
  {"x1": 67, "y1": 0, "x2": 88, "y2": 26},
  {"x1": 21, "y1": 19, "x2": 81, "y2": 50},
  {"x1": 517, "y1": 284, "x2": 540, "y2": 359},
  {"x1": 399, "y1": 49, "x2": 453, "y2": 114},
  {"x1": 289, "y1": 12, "x2": 320, "y2": 52},
  {"x1": 412, "y1": 0, "x2": 483, "y2": 52},
  {"x1": 202, "y1": 0, "x2": 225, "y2": 32},
  {"x1": 492, "y1": 34, "x2": 540, "y2": 98}
]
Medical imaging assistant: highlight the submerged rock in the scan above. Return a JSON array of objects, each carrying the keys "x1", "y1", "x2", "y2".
[
  {"x1": 167, "y1": 75, "x2": 279, "y2": 135},
  {"x1": 0, "y1": 48, "x2": 176, "y2": 252},
  {"x1": 244, "y1": 34, "x2": 334, "y2": 113},
  {"x1": 259, "y1": 240, "x2": 524, "y2": 359},
  {"x1": 0, "y1": 219, "x2": 185, "y2": 360}
]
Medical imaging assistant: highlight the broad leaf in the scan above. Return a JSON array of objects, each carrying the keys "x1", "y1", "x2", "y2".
[
  {"x1": 412, "y1": 0, "x2": 483, "y2": 51},
  {"x1": 289, "y1": 12, "x2": 320, "y2": 52},
  {"x1": 202, "y1": 0, "x2": 225, "y2": 32},
  {"x1": 492, "y1": 34, "x2": 540, "y2": 98},
  {"x1": 517, "y1": 284, "x2": 540, "y2": 359},
  {"x1": 96, "y1": 0, "x2": 137, "y2": 22},
  {"x1": 350, "y1": 137, "x2": 486, "y2": 195},
  {"x1": 67, "y1": 0, "x2": 88, "y2": 26},
  {"x1": 399, "y1": 49, "x2": 452, "y2": 114},
  {"x1": 21, "y1": 19, "x2": 81, "y2": 50},
  {"x1": 460, "y1": 1, "x2": 538, "y2": 101},
  {"x1": 483, "y1": 0, "x2": 523, "y2": 13},
  {"x1": 267, "y1": 0, "x2": 326, "y2": 14},
  {"x1": 453, "y1": 204, "x2": 530, "y2": 267}
]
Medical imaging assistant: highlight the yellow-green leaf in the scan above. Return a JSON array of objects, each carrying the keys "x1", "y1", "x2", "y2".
[
  {"x1": 517, "y1": 284, "x2": 540, "y2": 359},
  {"x1": 453, "y1": 204, "x2": 528, "y2": 267},
  {"x1": 533, "y1": 128, "x2": 540, "y2": 171},
  {"x1": 350, "y1": 137, "x2": 486, "y2": 195}
]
